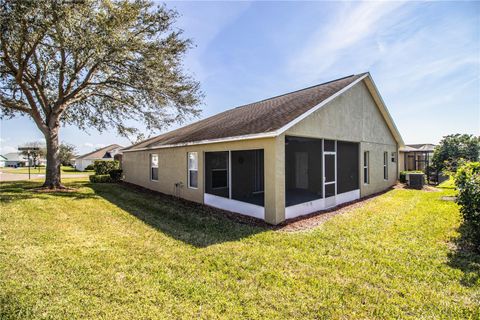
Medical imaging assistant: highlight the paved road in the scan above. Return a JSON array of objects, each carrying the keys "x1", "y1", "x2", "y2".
[{"x1": 0, "y1": 172, "x2": 89, "y2": 181}]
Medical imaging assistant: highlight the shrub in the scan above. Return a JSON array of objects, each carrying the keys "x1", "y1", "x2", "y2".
[
  {"x1": 399, "y1": 171, "x2": 423, "y2": 183},
  {"x1": 109, "y1": 169, "x2": 123, "y2": 182},
  {"x1": 93, "y1": 160, "x2": 120, "y2": 175},
  {"x1": 455, "y1": 162, "x2": 480, "y2": 251},
  {"x1": 89, "y1": 174, "x2": 112, "y2": 183},
  {"x1": 85, "y1": 164, "x2": 94, "y2": 171}
]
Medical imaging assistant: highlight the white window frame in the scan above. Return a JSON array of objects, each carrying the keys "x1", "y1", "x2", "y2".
[
  {"x1": 363, "y1": 151, "x2": 369, "y2": 185},
  {"x1": 383, "y1": 151, "x2": 388, "y2": 180},
  {"x1": 150, "y1": 154, "x2": 158, "y2": 181},
  {"x1": 187, "y1": 152, "x2": 198, "y2": 189}
]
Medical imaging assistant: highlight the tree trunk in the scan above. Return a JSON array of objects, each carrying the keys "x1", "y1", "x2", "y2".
[{"x1": 43, "y1": 128, "x2": 63, "y2": 188}]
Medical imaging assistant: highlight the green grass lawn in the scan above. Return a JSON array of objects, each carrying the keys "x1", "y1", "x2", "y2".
[
  {"x1": 0, "y1": 166, "x2": 92, "y2": 175},
  {"x1": 0, "y1": 178, "x2": 478, "y2": 319}
]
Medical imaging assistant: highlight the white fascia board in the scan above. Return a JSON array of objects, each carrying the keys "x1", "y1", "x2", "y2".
[{"x1": 122, "y1": 131, "x2": 278, "y2": 153}]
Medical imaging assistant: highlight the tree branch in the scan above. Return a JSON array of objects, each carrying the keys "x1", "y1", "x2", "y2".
[{"x1": 0, "y1": 96, "x2": 31, "y2": 113}]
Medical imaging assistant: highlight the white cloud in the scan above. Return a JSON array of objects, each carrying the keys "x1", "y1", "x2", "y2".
[
  {"x1": 0, "y1": 145, "x2": 16, "y2": 154},
  {"x1": 171, "y1": 1, "x2": 252, "y2": 82},
  {"x1": 83, "y1": 142, "x2": 105, "y2": 149},
  {"x1": 290, "y1": 1, "x2": 406, "y2": 79}
]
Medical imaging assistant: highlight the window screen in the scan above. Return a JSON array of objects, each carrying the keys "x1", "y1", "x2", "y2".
[
  {"x1": 285, "y1": 136, "x2": 323, "y2": 206},
  {"x1": 337, "y1": 141, "x2": 359, "y2": 193},
  {"x1": 325, "y1": 183, "x2": 335, "y2": 198},
  {"x1": 231, "y1": 149, "x2": 265, "y2": 206},
  {"x1": 324, "y1": 154, "x2": 335, "y2": 182},
  {"x1": 212, "y1": 170, "x2": 227, "y2": 188},
  {"x1": 324, "y1": 139, "x2": 335, "y2": 152},
  {"x1": 205, "y1": 152, "x2": 229, "y2": 198}
]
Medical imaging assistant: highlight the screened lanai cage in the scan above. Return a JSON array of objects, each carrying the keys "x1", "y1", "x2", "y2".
[
  {"x1": 204, "y1": 149, "x2": 265, "y2": 218},
  {"x1": 285, "y1": 136, "x2": 359, "y2": 218}
]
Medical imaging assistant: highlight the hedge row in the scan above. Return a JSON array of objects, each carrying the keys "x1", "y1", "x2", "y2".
[
  {"x1": 89, "y1": 160, "x2": 123, "y2": 183},
  {"x1": 455, "y1": 162, "x2": 480, "y2": 251}
]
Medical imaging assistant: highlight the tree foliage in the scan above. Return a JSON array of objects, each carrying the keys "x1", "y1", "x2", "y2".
[
  {"x1": 93, "y1": 159, "x2": 119, "y2": 175},
  {"x1": 455, "y1": 162, "x2": 480, "y2": 251},
  {"x1": 58, "y1": 142, "x2": 76, "y2": 166},
  {"x1": 432, "y1": 134, "x2": 480, "y2": 173},
  {"x1": 0, "y1": 0, "x2": 202, "y2": 187}
]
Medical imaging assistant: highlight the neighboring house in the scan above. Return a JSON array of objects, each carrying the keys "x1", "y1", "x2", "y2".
[
  {"x1": 74, "y1": 144, "x2": 123, "y2": 171},
  {"x1": 3, "y1": 152, "x2": 29, "y2": 167},
  {"x1": 399, "y1": 144, "x2": 435, "y2": 173},
  {"x1": 0, "y1": 155, "x2": 6, "y2": 167},
  {"x1": 122, "y1": 73, "x2": 404, "y2": 225}
]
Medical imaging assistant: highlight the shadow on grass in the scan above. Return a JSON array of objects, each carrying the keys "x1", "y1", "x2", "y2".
[
  {"x1": 1, "y1": 180, "x2": 267, "y2": 247},
  {"x1": 89, "y1": 182, "x2": 268, "y2": 248},
  {"x1": 0, "y1": 180, "x2": 97, "y2": 202},
  {"x1": 447, "y1": 223, "x2": 480, "y2": 287}
]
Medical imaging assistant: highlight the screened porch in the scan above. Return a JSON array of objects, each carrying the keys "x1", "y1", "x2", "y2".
[{"x1": 285, "y1": 136, "x2": 360, "y2": 219}]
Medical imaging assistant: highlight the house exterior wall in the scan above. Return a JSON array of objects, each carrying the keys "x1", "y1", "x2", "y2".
[
  {"x1": 123, "y1": 80, "x2": 399, "y2": 225},
  {"x1": 122, "y1": 137, "x2": 284, "y2": 224},
  {"x1": 399, "y1": 151, "x2": 405, "y2": 172},
  {"x1": 75, "y1": 159, "x2": 93, "y2": 171},
  {"x1": 284, "y1": 81, "x2": 398, "y2": 198}
]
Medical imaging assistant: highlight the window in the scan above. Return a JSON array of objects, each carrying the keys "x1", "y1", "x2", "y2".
[
  {"x1": 187, "y1": 152, "x2": 198, "y2": 188},
  {"x1": 384, "y1": 151, "x2": 388, "y2": 180},
  {"x1": 391, "y1": 152, "x2": 396, "y2": 163},
  {"x1": 150, "y1": 154, "x2": 158, "y2": 181},
  {"x1": 363, "y1": 151, "x2": 369, "y2": 184}
]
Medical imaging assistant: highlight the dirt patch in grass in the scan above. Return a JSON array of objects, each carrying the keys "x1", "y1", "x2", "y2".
[
  {"x1": 33, "y1": 187, "x2": 78, "y2": 193},
  {"x1": 277, "y1": 190, "x2": 389, "y2": 232},
  {"x1": 394, "y1": 183, "x2": 440, "y2": 192},
  {"x1": 120, "y1": 182, "x2": 393, "y2": 232}
]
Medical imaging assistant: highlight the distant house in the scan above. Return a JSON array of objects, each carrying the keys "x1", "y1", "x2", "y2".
[
  {"x1": 399, "y1": 144, "x2": 435, "y2": 173},
  {"x1": 74, "y1": 144, "x2": 123, "y2": 171},
  {"x1": 122, "y1": 73, "x2": 404, "y2": 225},
  {"x1": 2, "y1": 152, "x2": 29, "y2": 167},
  {"x1": 0, "y1": 155, "x2": 6, "y2": 167},
  {"x1": 0, "y1": 152, "x2": 47, "y2": 168}
]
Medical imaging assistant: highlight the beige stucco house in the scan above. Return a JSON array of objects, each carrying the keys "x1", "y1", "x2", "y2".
[{"x1": 122, "y1": 73, "x2": 404, "y2": 225}]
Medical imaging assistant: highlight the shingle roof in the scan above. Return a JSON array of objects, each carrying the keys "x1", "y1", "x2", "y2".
[
  {"x1": 2, "y1": 152, "x2": 28, "y2": 161},
  {"x1": 405, "y1": 144, "x2": 436, "y2": 152},
  {"x1": 75, "y1": 144, "x2": 123, "y2": 160},
  {"x1": 124, "y1": 73, "x2": 367, "y2": 151}
]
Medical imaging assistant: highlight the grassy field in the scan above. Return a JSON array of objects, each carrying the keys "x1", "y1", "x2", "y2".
[
  {"x1": 0, "y1": 166, "x2": 92, "y2": 175},
  {"x1": 0, "y1": 178, "x2": 478, "y2": 319}
]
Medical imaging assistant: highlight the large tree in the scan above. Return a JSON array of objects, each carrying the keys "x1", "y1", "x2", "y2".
[
  {"x1": 432, "y1": 134, "x2": 480, "y2": 172},
  {"x1": 0, "y1": 0, "x2": 202, "y2": 188}
]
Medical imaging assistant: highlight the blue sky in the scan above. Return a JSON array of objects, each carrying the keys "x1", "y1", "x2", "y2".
[{"x1": 0, "y1": 1, "x2": 478, "y2": 155}]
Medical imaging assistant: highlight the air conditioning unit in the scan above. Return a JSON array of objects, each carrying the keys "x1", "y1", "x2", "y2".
[{"x1": 407, "y1": 173, "x2": 425, "y2": 189}]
